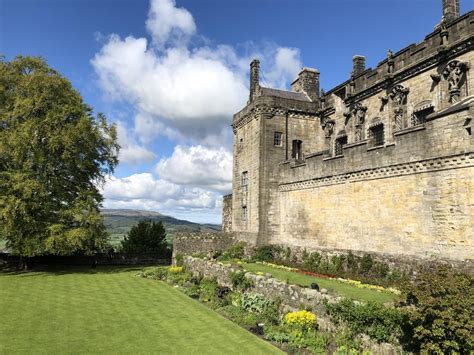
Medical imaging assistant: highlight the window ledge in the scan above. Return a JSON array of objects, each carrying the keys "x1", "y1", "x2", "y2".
[
  {"x1": 323, "y1": 155, "x2": 344, "y2": 161},
  {"x1": 343, "y1": 140, "x2": 368, "y2": 149},
  {"x1": 367, "y1": 145, "x2": 385, "y2": 151},
  {"x1": 394, "y1": 124, "x2": 426, "y2": 136}
]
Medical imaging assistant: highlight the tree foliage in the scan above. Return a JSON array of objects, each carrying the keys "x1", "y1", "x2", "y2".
[
  {"x1": 400, "y1": 265, "x2": 473, "y2": 354},
  {"x1": 121, "y1": 220, "x2": 169, "y2": 255},
  {"x1": 0, "y1": 56, "x2": 119, "y2": 259}
]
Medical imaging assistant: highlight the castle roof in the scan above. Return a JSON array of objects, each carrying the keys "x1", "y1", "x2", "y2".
[{"x1": 260, "y1": 87, "x2": 312, "y2": 102}]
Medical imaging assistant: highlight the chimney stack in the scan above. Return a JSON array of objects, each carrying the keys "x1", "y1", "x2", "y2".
[
  {"x1": 442, "y1": 0, "x2": 460, "y2": 22},
  {"x1": 291, "y1": 67, "x2": 320, "y2": 102},
  {"x1": 249, "y1": 59, "x2": 260, "y2": 101},
  {"x1": 352, "y1": 55, "x2": 366, "y2": 76}
]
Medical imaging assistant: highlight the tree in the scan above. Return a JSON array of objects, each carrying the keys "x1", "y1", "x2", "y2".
[
  {"x1": 0, "y1": 56, "x2": 119, "y2": 267},
  {"x1": 121, "y1": 220, "x2": 169, "y2": 256}
]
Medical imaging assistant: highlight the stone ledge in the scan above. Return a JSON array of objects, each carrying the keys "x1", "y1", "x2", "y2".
[{"x1": 394, "y1": 125, "x2": 426, "y2": 136}]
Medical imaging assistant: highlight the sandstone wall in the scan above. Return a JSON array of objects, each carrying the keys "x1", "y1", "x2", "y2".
[{"x1": 172, "y1": 232, "x2": 234, "y2": 260}]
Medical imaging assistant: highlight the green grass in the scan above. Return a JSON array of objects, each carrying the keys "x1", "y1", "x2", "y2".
[
  {"x1": 0, "y1": 266, "x2": 282, "y2": 354},
  {"x1": 239, "y1": 262, "x2": 398, "y2": 304}
]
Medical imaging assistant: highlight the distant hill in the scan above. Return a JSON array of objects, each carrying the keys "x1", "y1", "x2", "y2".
[
  {"x1": 102, "y1": 209, "x2": 221, "y2": 247},
  {"x1": 0, "y1": 209, "x2": 218, "y2": 252}
]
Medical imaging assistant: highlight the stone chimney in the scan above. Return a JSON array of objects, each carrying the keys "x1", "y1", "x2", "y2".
[
  {"x1": 249, "y1": 59, "x2": 260, "y2": 101},
  {"x1": 352, "y1": 55, "x2": 366, "y2": 76},
  {"x1": 291, "y1": 67, "x2": 320, "y2": 102},
  {"x1": 442, "y1": 0, "x2": 460, "y2": 22}
]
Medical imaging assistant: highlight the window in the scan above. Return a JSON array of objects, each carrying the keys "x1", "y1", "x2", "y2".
[
  {"x1": 274, "y1": 132, "x2": 282, "y2": 146},
  {"x1": 412, "y1": 106, "x2": 433, "y2": 126},
  {"x1": 291, "y1": 140, "x2": 302, "y2": 161},
  {"x1": 242, "y1": 206, "x2": 247, "y2": 221},
  {"x1": 334, "y1": 135, "x2": 347, "y2": 156},
  {"x1": 241, "y1": 171, "x2": 248, "y2": 187},
  {"x1": 370, "y1": 124, "x2": 384, "y2": 146}
]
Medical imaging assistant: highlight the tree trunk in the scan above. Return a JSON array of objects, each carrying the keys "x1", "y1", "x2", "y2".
[{"x1": 18, "y1": 256, "x2": 28, "y2": 270}]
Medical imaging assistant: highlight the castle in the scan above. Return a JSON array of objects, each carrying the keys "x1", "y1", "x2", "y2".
[{"x1": 222, "y1": 0, "x2": 473, "y2": 264}]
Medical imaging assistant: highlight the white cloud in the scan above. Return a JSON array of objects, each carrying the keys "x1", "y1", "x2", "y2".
[
  {"x1": 92, "y1": 0, "x2": 302, "y2": 142},
  {"x1": 116, "y1": 122, "x2": 156, "y2": 165},
  {"x1": 146, "y1": 0, "x2": 196, "y2": 49},
  {"x1": 101, "y1": 173, "x2": 223, "y2": 223},
  {"x1": 156, "y1": 145, "x2": 232, "y2": 193}
]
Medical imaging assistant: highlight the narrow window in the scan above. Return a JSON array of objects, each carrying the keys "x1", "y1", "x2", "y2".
[
  {"x1": 241, "y1": 171, "x2": 248, "y2": 187},
  {"x1": 242, "y1": 206, "x2": 248, "y2": 221},
  {"x1": 370, "y1": 124, "x2": 384, "y2": 146},
  {"x1": 334, "y1": 136, "x2": 347, "y2": 156},
  {"x1": 274, "y1": 132, "x2": 282, "y2": 146},
  {"x1": 291, "y1": 139, "x2": 302, "y2": 160}
]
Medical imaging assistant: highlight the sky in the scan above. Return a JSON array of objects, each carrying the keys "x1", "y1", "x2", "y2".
[{"x1": 1, "y1": 0, "x2": 472, "y2": 224}]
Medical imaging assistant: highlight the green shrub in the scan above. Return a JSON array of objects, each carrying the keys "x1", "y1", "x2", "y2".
[
  {"x1": 199, "y1": 277, "x2": 219, "y2": 303},
  {"x1": 400, "y1": 265, "x2": 473, "y2": 354},
  {"x1": 174, "y1": 252, "x2": 184, "y2": 267},
  {"x1": 191, "y1": 251, "x2": 206, "y2": 258},
  {"x1": 331, "y1": 255, "x2": 346, "y2": 273},
  {"x1": 326, "y1": 298, "x2": 403, "y2": 343},
  {"x1": 229, "y1": 271, "x2": 254, "y2": 291},
  {"x1": 252, "y1": 245, "x2": 279, "y2": 262},
  {"x1": 302, "y1": 251, "x2": 322, "y2": 271},
  {"x1": 359, "y1": 254, "x2": 373, "y2": 274},
  {"x1": 222, "y1": 241, "x2": 246, "y2": 260},
  {"x1": 240, "y1": 293, "x2": 272, "y2": 313}
]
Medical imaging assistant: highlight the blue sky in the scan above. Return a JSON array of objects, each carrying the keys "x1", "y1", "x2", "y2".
[{"x1": 1, "y1": 0, "x2": 472, "y2": 223}]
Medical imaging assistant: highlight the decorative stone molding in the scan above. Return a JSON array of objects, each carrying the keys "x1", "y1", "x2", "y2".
[
  {"x1": 352, "y1": 103, "x2": 368, "y2": 141},
  {"x1": 442, "y1": 60, "x2": 470, "y2": 103},
  {"x1": 279, "y1": 152, "x2": 474, "y2": 192},
  {"x1": 389, "y1": 84, "x2": 410, "y2": 131}
]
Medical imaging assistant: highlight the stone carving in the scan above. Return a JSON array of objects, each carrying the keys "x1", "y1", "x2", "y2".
[
  {"x1": 387, "y1": 49, "x2": 395, "y2": 73},
  {"x1": 389, "y1": 85, "x2": 410, "y2": 105},
  {"x1": 322, "y1": 117, "x2": 335, "y2": 138},
  {"x1": 430, "y1": 73, "x2": 441, "y2": 83},
  {"x1": 352, "y1": 103, "x2": 367, "y2": 141},
  {"x1": 442, "y1": 60, "x2": 469, "y2": 103},
  {"x1": 389, "y1": 85, "x2": 409, "y2": 131}
]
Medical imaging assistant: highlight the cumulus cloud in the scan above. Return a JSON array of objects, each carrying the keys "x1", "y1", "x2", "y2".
[
  {"x1": 156, "y1": 145, "x2": 232, "y2": 193},
  {"x1": 116, "y1": 122, "x2": 156, "y2": 165},
  {"x1": 101, "y1": 173, "x2": 222, "y2": 222},
  {"x1": 146, "y1": 0, "x2": 196, "y2": 48},
  {"x1": 92, "y1": 0, "x2": 302, "y2": 142}
]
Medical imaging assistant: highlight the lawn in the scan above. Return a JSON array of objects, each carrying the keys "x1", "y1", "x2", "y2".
[
  {"x1": 239, "y1": 262, "x2": 398, "y2": 304},
  {"x1": 0, "y1": 266, "x2": 282, "y2": 354}
]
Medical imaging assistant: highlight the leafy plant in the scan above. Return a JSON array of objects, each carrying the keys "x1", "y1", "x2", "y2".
[
  {"x1": 252, "y1": 245, "x2": 280, "y2": 262},
  {"x1": 199, "y1": 277, "x2": 219, "y2": 303},
  {"x1": 229, "y1": 271, "x2": 254, "y2": 291},
  {"x1": 222, "y1": 241, "x2": 247, "y2": 260},
  {"x1": 174, "y1": 252, "x2": 184, "y2": 267},
  {"x1": 326, "y1": 298, "x2": 403, "y2": 343},
  {"x1": 400, "y1": 265, "x2": 473, "y2": 354}
]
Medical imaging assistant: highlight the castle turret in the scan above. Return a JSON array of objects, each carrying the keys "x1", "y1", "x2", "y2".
[
  {"x1": 249, "y1": 59, "x2": 260, "y2": 102},
  {"x1": 442, "y1": 0, "x2": 460, "y2": 22},
  {"x1": 291, "y1": 67, "x2": 320, "y2": 102}
]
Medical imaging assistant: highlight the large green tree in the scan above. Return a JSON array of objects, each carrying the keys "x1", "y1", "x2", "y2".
[
  {"x1": 0, "y1": 56, "x2": 119, "y2": 266},
  {"x1": 121, "y1": 220, "x2": 169, "y2": 256}
]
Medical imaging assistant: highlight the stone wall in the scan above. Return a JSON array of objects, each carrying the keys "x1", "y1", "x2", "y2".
[
  {"x1": 183, "y1": 256, "x2": 399, "y2": 353},
  {"x1": 183, "y1": 256, "x2": 338, "y2": 328},
  {"x1": 172, "y1": 232, "x2": 234, "y2": 261}
]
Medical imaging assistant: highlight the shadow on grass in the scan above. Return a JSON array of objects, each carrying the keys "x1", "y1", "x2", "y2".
[{"x1": 0, "y1": 264, "x2": 159, "y2": 277}]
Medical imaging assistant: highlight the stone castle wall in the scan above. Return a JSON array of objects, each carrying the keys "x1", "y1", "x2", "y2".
[
  {"x1": 222, "y1": 194, "x2": 233, "y2": 232},
  {"x1": 228, "y1": 7, "x2": 474, "y2": 265}
]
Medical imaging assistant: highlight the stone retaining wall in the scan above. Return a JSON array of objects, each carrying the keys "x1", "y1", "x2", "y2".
[
  {"x1": 172, "y1": 232, "x2": 234, "y2": 262},
  {"x1": 183, "y1": 256, "x2": 399, "y2": 354}
]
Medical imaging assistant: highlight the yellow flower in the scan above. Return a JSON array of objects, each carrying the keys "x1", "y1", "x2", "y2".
[
  {"x1": 284, "y1": 310, "x2": 317, "y2": 330},
  {"x1": 168, "y1": 266, "x2": 183, "y2": 273}
]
